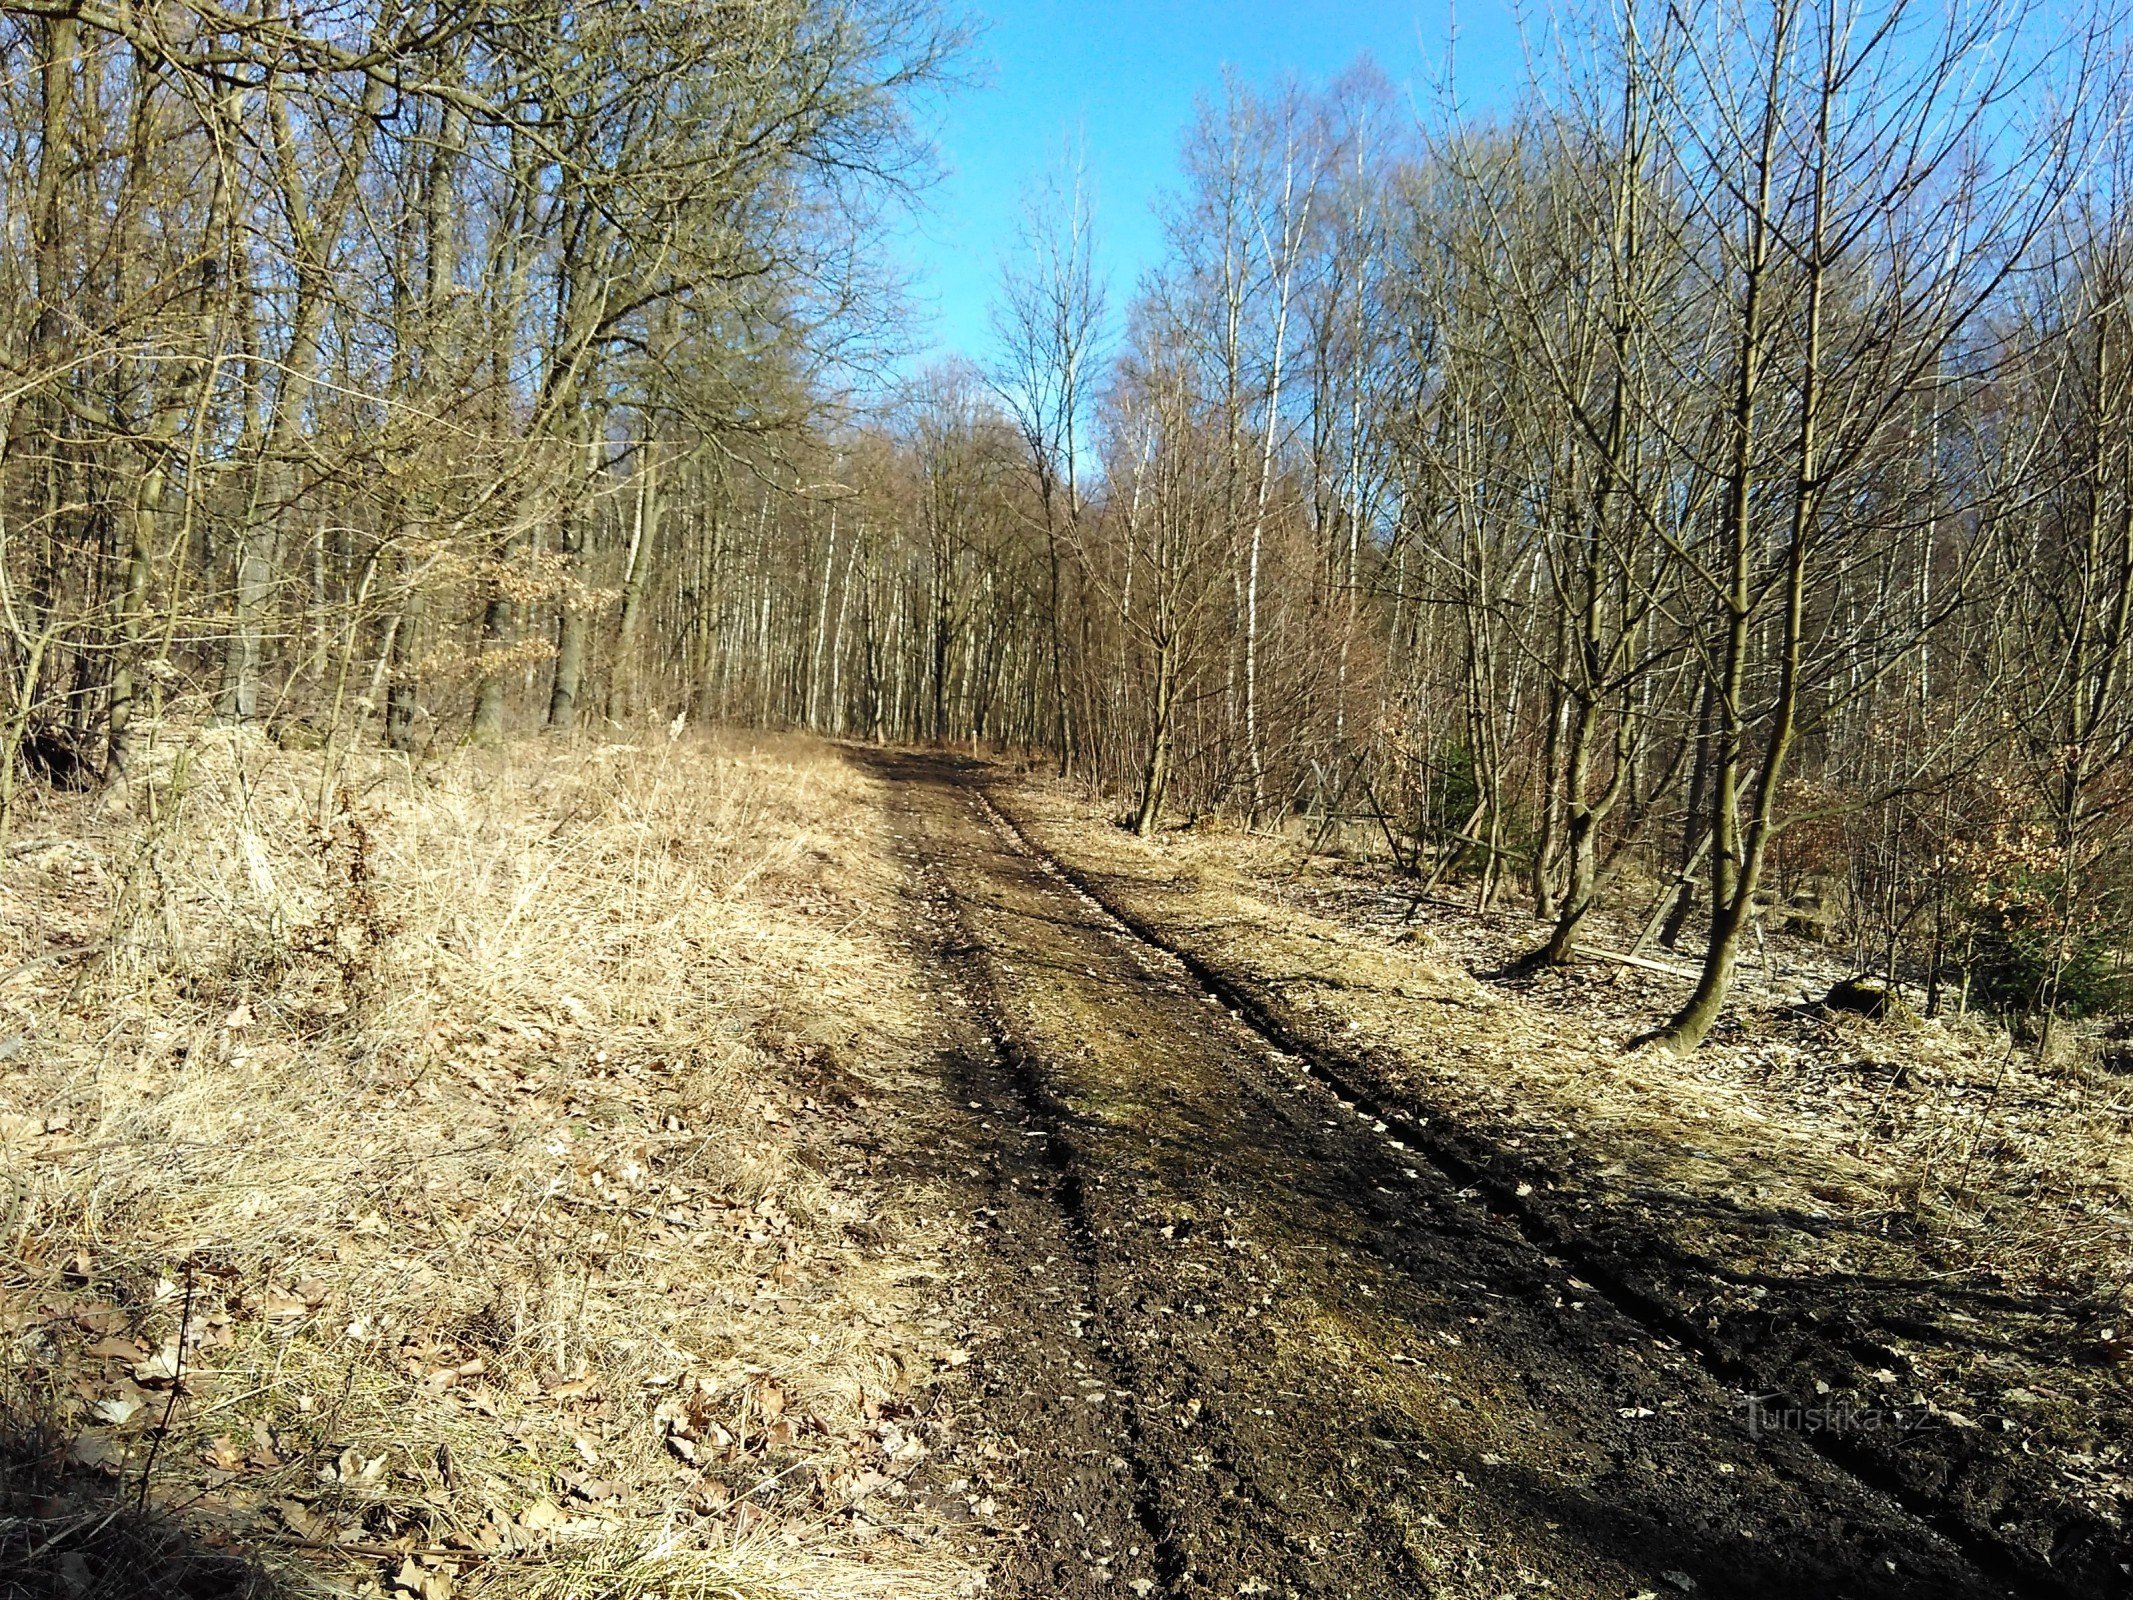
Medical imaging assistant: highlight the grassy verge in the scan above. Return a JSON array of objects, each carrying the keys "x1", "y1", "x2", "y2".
[
  {"x1": 1, "y1": 729, "x2": 984, "y2": 1600},
  {"x1": 995, "y1": 770, "x2": 2133, "y2": 1594}
]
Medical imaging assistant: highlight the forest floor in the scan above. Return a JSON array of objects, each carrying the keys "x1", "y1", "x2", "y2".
[{"x1": 5, "y1": 733, "x2": 2129, "y2": 1600}]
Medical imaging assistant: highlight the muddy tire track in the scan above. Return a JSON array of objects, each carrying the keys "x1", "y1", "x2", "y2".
[
  {"x1": 924, "y1": 870, "x2": 1191, "y2": 1592},
  {"x1": 885, "y1": 810, "x2": 1173, "y2": 1597},
  {"x1": 875, "y1": 750, "x2": 2018, "y2": 1600},
  {"x1": 967, "y1": 772, "x2": 2110, "y2": 1600}
]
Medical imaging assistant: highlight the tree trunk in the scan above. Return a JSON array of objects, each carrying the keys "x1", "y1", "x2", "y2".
[{"x1": 1134, "y1": 637, "x2": 1177, "y2": 838}]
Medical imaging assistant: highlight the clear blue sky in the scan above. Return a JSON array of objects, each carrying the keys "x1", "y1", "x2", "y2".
[{"x1": 892, "y1": 0, "x2": 1531, "y2": 374}]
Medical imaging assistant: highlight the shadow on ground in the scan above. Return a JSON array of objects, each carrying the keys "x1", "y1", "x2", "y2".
[{"x1": 0, "y1": 1400, "x2": 281, "y2": 1600}]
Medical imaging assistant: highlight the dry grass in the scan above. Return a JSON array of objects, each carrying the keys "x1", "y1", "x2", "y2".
[{"x1": 0, "y1": 728, "x2": 984, "y2": 1600}]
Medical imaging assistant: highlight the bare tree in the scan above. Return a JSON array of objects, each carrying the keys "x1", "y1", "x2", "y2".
[{"x1": 993, "y1": 157, "x2": 1107, "y2": 776}]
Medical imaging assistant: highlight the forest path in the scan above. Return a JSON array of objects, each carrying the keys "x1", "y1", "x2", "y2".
[{"x1": 873, "y1": 750, "x2": 2011, "y2": 1600}]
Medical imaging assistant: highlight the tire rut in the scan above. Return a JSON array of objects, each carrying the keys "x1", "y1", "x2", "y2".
[
  {"x1": 965, "y1": 776, "x2": 2088, "y2": 1600},
  {"x1": 875, "y1": 749, "x2": 2020, "y2": 1600},
  {"x1": 891, "y1": 796, "x2": 1184, "y2": 1597},
  {"x1": 926, "y1": 876, "x2": 1193, "y2": 1593}
]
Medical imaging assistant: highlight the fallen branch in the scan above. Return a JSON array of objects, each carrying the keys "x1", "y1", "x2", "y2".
[{"x1": 1578, "y1": 944, "x2": 1702, "y2": 979}]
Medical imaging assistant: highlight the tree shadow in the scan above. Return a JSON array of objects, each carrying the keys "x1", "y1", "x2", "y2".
[{"x1": 0, "y1": 1405, "x2": 284, "y2": 1600}]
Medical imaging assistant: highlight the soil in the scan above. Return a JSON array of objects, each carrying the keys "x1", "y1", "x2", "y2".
[
  {"x1": 868, "y1": 750, "x2": 2030, "y2": 1600},
  {"x1": 981, "y1": 763, "x2": 2133, "y2": 1598}
]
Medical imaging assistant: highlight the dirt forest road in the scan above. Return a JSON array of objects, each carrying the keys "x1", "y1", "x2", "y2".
[{"x1": 870, "y1": 751, "x2": 2025, "y2": 1600}]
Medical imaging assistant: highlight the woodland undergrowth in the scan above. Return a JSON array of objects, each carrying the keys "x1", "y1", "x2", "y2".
[{"x1": 0, "y1": 728, "x2": 981, "y2": 1600}]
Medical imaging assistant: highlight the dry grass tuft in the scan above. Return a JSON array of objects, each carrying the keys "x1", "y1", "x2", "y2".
[{"x1": 0, "y1": 728, "x2": 982, "y2": 1600}]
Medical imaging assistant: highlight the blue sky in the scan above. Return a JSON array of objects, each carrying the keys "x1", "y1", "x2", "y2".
[{"x1": 892, "y1": 0, "x2": 1531, "y2": 375}]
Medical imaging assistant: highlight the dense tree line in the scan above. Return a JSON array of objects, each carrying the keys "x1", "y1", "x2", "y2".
[
  {"x1": 0, "y1": 0, "x2": 952, "y2": 795},
  {"x1": 6, "y1": 0, "x2": 2132, "y2": 1050}
]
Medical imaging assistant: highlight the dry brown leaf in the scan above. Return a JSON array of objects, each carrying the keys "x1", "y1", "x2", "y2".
[
  {"x1": 274, "y1": 1499, "x2": 329, "y2": 1541},
  {"x1": 248, "y1": 1418, "x2": 283, "y2": 1468},
  {"x1": 132, "y1": 1345, "x2": 182, "y2": 1386},
  {"x1": 260, "y1": 1291, "x2": 311, "y2": 1322},
  {"x1": 333, "y1": 1446, "x2": 387, "y2": 1486},
  {"x1": 516, "y1": 1499, "x2": 567, "y2": 1532},
  {"x1": 692, "y1": 1478, "x2": 732, "y2": 1512},
  {"x1": 88, "y1": 1395, "x2": 144, "y2": 1427},
  {"x1": 65, "y1": 1432, "x2": 123, "y2": 1473},
  {"x1": 392, "y1": 1557, "x2": 454, "y2": 1600}
]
